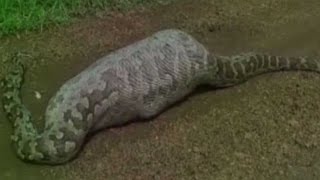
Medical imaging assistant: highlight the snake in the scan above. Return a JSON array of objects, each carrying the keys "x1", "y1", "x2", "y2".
[{"x1": 1, "y1": 29, "x2": 320, "y2": 165}]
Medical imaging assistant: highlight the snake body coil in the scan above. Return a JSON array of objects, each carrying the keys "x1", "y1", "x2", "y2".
[{"x1": 2, "y1": 29, "x2": 320, "y2": 164}]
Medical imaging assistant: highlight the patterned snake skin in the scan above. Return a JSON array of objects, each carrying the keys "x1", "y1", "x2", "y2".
[{"x1": 1, "y1": 29, "x2": 320, "y2": 165}]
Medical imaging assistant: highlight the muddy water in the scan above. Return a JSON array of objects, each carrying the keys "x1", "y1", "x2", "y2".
[{"x1": 1, "y1": 0, "x2": 320, "y2": 179}]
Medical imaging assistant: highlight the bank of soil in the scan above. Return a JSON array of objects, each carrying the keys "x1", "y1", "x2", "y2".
[{"x1": 1, "y1": 0, "x2": 320, "y2": 179}]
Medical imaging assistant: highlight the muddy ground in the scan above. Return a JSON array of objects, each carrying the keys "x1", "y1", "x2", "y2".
[{"x1": 1, "y1": 0, "x2": 320, "y2": 179}]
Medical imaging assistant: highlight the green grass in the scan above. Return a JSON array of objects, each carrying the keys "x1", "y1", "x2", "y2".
[{"x1": 0, "y1": 0, "x2": 172, "y2": 37}]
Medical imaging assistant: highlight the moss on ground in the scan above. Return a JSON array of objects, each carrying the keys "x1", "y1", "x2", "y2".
[{"x1": 0, "y1": 0, "x2": 173, "y2": 37}]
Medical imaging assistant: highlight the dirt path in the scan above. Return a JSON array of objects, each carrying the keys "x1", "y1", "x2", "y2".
[{"x1": 1, "y1": 0, "x2": 320, "y2": 179}]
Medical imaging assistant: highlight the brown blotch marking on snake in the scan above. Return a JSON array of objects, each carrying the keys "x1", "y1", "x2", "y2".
[
  {"x1": 74, "y1": 68, "x2": 123, "y2": 130},
  {"x1": 94, "y1": 68, "x2": 123, "y2": 121},
  {"x1": 263, "y1": 54, "x2": 271, "y2": 69},
  {"x1": 20, "y1": 140, "x2": 41, "y2": 159},
  {"x1": 288, "y1": 57, "x2": 304, "y2": 69},
  {"x1": 306, "y1": 57, "x2": 319, "y2": 69},
  {"x1": 131, "y1": 52, "x2": 161, "y2": 103},
  {"x1": 233, "y1": 62, "x2": 245, "y2": 79},
  {"x1": 140, "y1": 90, "x2": 160, "y2": 111},
  {"x1": 250, "y1": 55, "x2": 259, "y2": 72},
  {"x1": 255, "y1": 54, "x2": 264, "y2": 70},
  {"x1": 189, "y1": 58, "x2": 203, "y2": 72},
  {"x1": 255, "y1": 54, "x2": 262, "y2": 69},
  {"x1": 177, "y1": 51, "x2": 192, "y2": 85},
  {"x1": 187, "y1": 49, "x2": 208, "y2": 84},
  {"x1": 157, "y1": 44, "x2": 177, "y2": 73},
  {"x1": 117, "y1": 56, "x2": 141, "y2": 102},
  {"x1": 216, "y1": 56, "x2": 226, "y2": 79},
  {"x1": 243, "y1": 55, "x2": 257, "y2": 73},
  {"x1": 223, "y1": 61, "x2": 236, "y2": 79},
  {"x1": 76, "y1": 102, "x2": 89, "y2": 118},
  {"x1": 158, "y1": 86, "x2": 169, "y2": 97},
  {"x1": 153, "y1": 43, "x2": 179, "y2": 92},
  {"x1": 81, "y1": 89, "x2": 104, "y2": 121},
  {"x1": 207, "y1": 54, "x2": 218, "y2": 69},
  {"x1": 259, "y1": 54, "x2": 268, "y2": 69},
  {"x1": 269, "y1": 55, "x2": 277, "y2": 68},
  {"x1": 49, "y1": 126, "x2": 78, "y2": 143},
  {"x1": 184, "y1": 41, "x2": 207, "y2": 68},
  {"x1": 62, "y1": 110, "x2": 85, "y2": 131},
  {"x1": 277, "y1": 56, "x2": 289, "y2": 69},
  {"x1": 298, "y1": 57, "x2": 318, "y2": 69},
  {"x1": 237, "y1": 57, "x2": 248, "y2": 75},
  {"x1": 41, "y1": 121, "x2": 82, "y2": 157}
]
